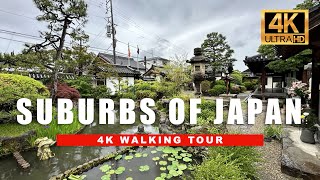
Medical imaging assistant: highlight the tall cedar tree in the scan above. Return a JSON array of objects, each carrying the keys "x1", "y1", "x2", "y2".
[
  {"x1": 201, "y1": 32, "x2": 235, "y2": 82},
  {"x1": 29, "y1": 0, "x2": 88, "y2": 100}
]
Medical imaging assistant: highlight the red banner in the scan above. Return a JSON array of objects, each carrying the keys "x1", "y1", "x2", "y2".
[{"x1": 56, "y1": 134, "x2": 264, "y2": 146}]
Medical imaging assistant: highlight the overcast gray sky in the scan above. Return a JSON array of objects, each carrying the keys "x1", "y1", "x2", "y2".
[{"x1": 0, "y1": 0, "x2": 302, "y2": 70}]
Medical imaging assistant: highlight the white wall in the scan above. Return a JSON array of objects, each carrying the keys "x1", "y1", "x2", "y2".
[{"x1": 106, "y1": 76, "x2": 135, "y2": 95}]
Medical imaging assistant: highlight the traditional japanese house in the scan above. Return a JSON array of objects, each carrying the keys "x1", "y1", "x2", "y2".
[{"x1": 276, "y1": 4, "x2": 320, "y2": 118}]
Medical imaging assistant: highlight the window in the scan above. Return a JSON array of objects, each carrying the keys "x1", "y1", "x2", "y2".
[
  {"x1": 97, "y1": 79, "x2": 105, "y2": 85},
  {"x1": 195, "y1": 65, "x2": 200, "y2": 71}
]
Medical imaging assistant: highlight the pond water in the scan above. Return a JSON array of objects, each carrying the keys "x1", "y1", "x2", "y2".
[{"x1": 0, "y1": 109, "x2": 160, "y2": 180}]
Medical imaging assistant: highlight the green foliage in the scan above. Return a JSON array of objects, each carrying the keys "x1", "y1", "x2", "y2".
[
  {"x1": 201, "y1": 32, "x2": 235, "y2": 72},
  {"x1": 257, "y1": 45, "x2": 276, "y2": 59},
  {"x1": 136, "y1": 90, "x2": 157, "y2": 100},
  {"x1": 0, "y1": 73, "x2": 49, "y2": 123},
  {"x1": 208, "y1": 85, "x2": 226, "y2": 96},
  {"x1": 92, "y1": 86, "x2": 112, "y2": 99},
  {"x1": 243, "y1": 80, "x2": 258, "y2": 91},
  {"x1": 230, "y1": 85, "x2": 241, "y2": 94},
  {"x1": 200, "y1": 80, "x2": 211, "y2": 93},
  {"x1": 214, "y1": 80, "x2": 225, "y2": 86},
  {"x1": 266, "y1": 49, "x2": 312, "y2": 73},
  {"x1": 66, "y1": 76, "x2": 94, "y2": 98},
  {"x1": 294, "y1": 0, "x2": 319, "y2": 10},
  {"x1": 230, "y1": 70, "x2": 243, "y2": 85},
  {"x1": 29, "y1": 109, "x2": 83, "y2": 143},
  {"x1": 208, "y1": 145, "x2": 261, "y2": 179},
  {"x1": 239, "y1": 85, "x2": 247, "y2": 92},
  {"x1": 192, "y1": 154, "x2": 246, "y2": 180},
  {"x1": 264, "y1": 125, "x2": 282, "y2": 140}
]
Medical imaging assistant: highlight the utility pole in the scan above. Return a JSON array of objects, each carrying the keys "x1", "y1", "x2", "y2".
[
  {"x1": 106, "y1": 0, "x2": 116, "y2": 64},
  {"x1": 110, "y1": 0, "x2": 116, "y2": 64}
]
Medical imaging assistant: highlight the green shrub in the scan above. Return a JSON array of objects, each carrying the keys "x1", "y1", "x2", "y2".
[
  {"x1": 66, "y1": 76, "x2": 94, "y2": 98},
  {"x1": 264, "y1": 125, "x2": 282, "y2": 140},
  {"x1": 92, "y1": 85, "x2": 112, "y2": 99},
  {"x1": 200, "y1": 80, "x2": 211, "y2": 93},
  {"x1": 230, "y1": 85, "x2": 241, "y2": 94},
  {"x1": 231, "y1": 71, "x2": 243, "y2": 85},
  {"x1": 136, "y1": 90, "x2": 157, "y2": 100},
  {"x1": 208, "y1": 85, "x2": 226, "y2": 96},
  {"x1": 243, "y1": 81, "x2": 258, "y2": 91},
  {"x1": 209, "y1": 145, "x2": 261, "y2": 178},
  {"x1": 192, "y1": 154, "x2": 246, "y2": 180},
  {"x1": 0, "y1": 73, "x2": 49, "y2": 123},
  {"x1": 239, "y1": 85, "x2": 247, "y2": 92},
  {"x1": 214, "y1": 80, "x2": 225, "y2": 86}
]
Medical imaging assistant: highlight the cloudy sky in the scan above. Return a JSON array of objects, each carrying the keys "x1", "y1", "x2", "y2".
[{"x1": 0, "y1": 0, "x2": 302, "y2": 70}]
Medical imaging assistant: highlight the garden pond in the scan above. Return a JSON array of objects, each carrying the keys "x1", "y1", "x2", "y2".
[{"x1": 0, "y1": 109, "x2": 195, "y2": 180}]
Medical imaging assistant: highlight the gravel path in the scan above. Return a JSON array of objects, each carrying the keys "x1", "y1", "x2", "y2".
[{"x1": 226, "y1": 106, "x2": 301, "y2": 180}]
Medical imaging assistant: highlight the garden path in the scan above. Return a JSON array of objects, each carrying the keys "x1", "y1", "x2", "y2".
[{"x1": 226, "y1": 106, "x2": 301, "y2": 180}]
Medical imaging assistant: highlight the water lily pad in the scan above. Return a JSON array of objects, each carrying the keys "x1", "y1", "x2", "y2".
[
  {"x1": 182, "y1": 157, "x2": 192, "y2": 162},
  {"x1": 166, "y1": 174, "x2": 173, "y2": 179},
  {"x1": 180, "y1": 153, "x2": 188, "y2": 157},
  {"x1": 162, "y1": 147, "x2": 178, "y2": 154},
  {"x1": 167, "y1": 157, "x2": 175, "y2": 161},
  {"x1": 177, "y1": 164, "x2": 187, "y2": 170},
  {"x1": 135, "y1": 153, "x2": 142, "y2": 158},
  {"x1": 167, "y1": 165, "x2": 178, "y2": 171},
  {"x1": 161, "y1": 154, "x2": 168, "y2": 158},
  {"x1": 115, "y1": 155, "x2": 122, "y2": 160},
  {"x1": 139, "y1": 165, "x2": 150, "y2": 172},
  {"x1": 124, "y1": 155, "x2": 134, "y2": 160},
  {"x1": 129, "y1": 149, "x2": 136, "y2": 153},
  {"x1": 169, "y1": 169, "x2": 183, "y2": 177},
  {"x1": 99, "y1": 165, "x2": 112, "y2": 172},
  {"x1": 129, "y1": 169, "x2": 132, "y2": 172},
  {"x1": 142, "y1": 153, "x2": 148, "y2": 157},
  {"x1": 115, "y1": 167, "x2": 126, "y2": 175},
  {"x1": 107, "y1": 170, "x2": 115, "y2": 175},
  {"x1": 175, "y1": 147, "x2": 183, "y2": 151},
  {"x1": 152, "y1": 157, "x2": 160, "y2": 161},
  {"x1": 161, "y1": 173, "x2": 167, "y2": 178},
  {"x1": 175, "y1": 155, "x2": 182, "y2": 159},
  {"x1": 151, "y1": 150, "x2": 157, "y2": 154},
  {"x1": 101, "y1": 174, "x2": 111, "y2": 180},
  {"x1": 159, "y1": 161, "x2": 167, "y2": 166},
  {"x1": 126, "y1": 177, "x2": 133, "y2": 180},
  {"x1": 160, "y1": 167, "x2": 166, "y2": 171}
]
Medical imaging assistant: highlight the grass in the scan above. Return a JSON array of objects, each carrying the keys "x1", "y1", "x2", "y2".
[
  {"x1": 0, "y1": 109, "x2": 84, "y2": 153},
  {"x1": 0, "y1": 122, "x2": 39, "y2": 137}
]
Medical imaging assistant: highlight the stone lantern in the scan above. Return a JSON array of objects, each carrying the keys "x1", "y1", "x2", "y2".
[{"x1": 187, "y1": 48, "x2": 210, "y2": 95}]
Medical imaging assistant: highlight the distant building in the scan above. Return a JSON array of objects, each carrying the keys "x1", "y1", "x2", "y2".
[
  {"x1": 139, "y1": 57, "x2": 170, "y2": 70},
  {"x1": 98, "y1": 53, "x2": 146, "y2": 74}
]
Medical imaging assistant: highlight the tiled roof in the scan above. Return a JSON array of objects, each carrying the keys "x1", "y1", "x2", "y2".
[
  {"x1": 98, "y1": 53, "x2": 145, "y2": 69},
  {"x1": 29, "y1": 72, "x2": 75, "y2": 80},
  {"x1": 244, "y1": 54, "x2": 273, "y2": 63},
  {"x1": 99, "y1": 65, "x2": 140, "y2": 76}
]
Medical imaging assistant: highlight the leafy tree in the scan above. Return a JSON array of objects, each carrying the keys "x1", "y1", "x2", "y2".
[
  {"x1": 201, "y1": 32, "x2": 235, "y2": 76},
  {"x1": 294, "y1": 0, "x2": 319, "y2": 10},
  {"x1": 27, "y1": 0, "x2": 88, "y2": 100},
  {"x1": 257, "y1": 0, "x2": 316, "y2": 73}
]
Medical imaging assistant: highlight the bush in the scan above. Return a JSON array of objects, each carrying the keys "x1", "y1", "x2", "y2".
[
  {"x1": 239, "y1": 85, "x2": 247, "y2": 93},
  {"x1": 231, "y1": 71, "x2": 243, "y2": 85},
  {"x1": 200, "y1": 80, "x2": 211, "y2": 94},
  {"x1": 48, "y1": 82, "x2": 80, "y2": 102},
  {"x1": 0, "y1": 73, "x2": 49, "y2": 123},
  {"x1": 192, "y1": 154, "x2": 246, "y2": 180},
  {"x1": 66, "y1": 76, "x2": 94, "y2": 98},
  {"x1": 243, "y1": 81, "x2": 258, "y2": 91},
  {"x1": 264, "y1": 125, "x2": 282, "y2": 140},
  {"x1": 92, "y1": 85, "x2": 112, "y2": 99},
  {"x1": 136, "y1": 90, "x2": 157, "y2": 100},
  {"x1": 208, "y1": 85, "x2": 226, "y2": 96},
  {"x1": 230, "y1": 85, "x2": 241, "y2": 94},
  {"x1": 208, "y1": 145, "x2": 260, "y2": 178},
  {"x1": 214, "y1": 80, "x2": 225, "y2": 86}
]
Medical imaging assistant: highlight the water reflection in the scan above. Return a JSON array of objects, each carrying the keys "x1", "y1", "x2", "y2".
[{"x1": 0, "y1": 110, "x2": 159, "y2": 180}]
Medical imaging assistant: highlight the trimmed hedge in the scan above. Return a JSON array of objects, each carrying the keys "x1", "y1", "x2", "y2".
[
  {"x1": 200, "y1": 80, "x2": 211, "y2": 94},
  {"x1": 214, "y1": 80, "x2": 225, "y2": 86},
  {"x1": 208, "y1": 85, "x2": 226, "y2": 96},
  {"x1": 243, "y1": 81, "x2": 258, "y2": 91},
  {"x1": 0, "y1": 73, "x2": 50, "y2": 123}
]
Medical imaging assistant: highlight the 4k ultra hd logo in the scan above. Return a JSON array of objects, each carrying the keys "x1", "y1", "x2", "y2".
[{"x1": 261, "y1": 10, "x2": 309, "y2": 45}]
